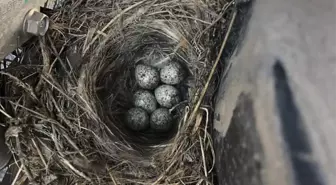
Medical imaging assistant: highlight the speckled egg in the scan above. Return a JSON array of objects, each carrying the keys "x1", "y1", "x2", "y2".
[
  {"x1": 154, "y1": 85, "x2": 181, "y2": 108},
  {"x1": 150, "y1": 108, "x2": 173, "y2": 132},
  {"x1": 126, "y1": 108, "x2": 149, "y2": 131},
  {"x1": 160, "y1": 62, "x2": 185, "y2": 85},
  {"x1": 135, "y1": 64, "x2": 160, "y2": 89},
  {"x1": 134, "y1": 90, "x2": 157, "y2": 113}
]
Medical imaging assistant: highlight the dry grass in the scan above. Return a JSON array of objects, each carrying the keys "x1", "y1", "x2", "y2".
[{"x1": 1, "y1": 0, "x2": 236, "y2": 184}]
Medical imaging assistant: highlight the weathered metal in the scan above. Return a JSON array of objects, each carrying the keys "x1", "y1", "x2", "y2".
[
  {"x1": 23, "y1": 9, "x2": 49, "y2": 36},
  {"x1": 214, "y1": 0, "x2": 336, "y2": 185},
  {"x1": 0, "y1": 0, "x2": 48, "y2": 58}
]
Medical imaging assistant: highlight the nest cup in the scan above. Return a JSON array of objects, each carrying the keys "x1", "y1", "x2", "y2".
[
  {"x1": 94, "y1": 25, "x2": 190, "y2": 145},
  {"x1": 2, "y1": 0, "x2": 232, "y2": 184}
]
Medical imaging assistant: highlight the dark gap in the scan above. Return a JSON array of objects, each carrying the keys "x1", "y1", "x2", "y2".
[
  {"x1": 273, "y1": 60, "x2": 325, "y2": 185},
  {"x1": 214, "y1": 93, "x2": 263, "y2": 185}
]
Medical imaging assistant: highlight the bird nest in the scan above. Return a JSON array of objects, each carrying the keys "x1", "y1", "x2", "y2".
[{"x1": 1, "y1": 0, "x2": 236, "y2": 184}]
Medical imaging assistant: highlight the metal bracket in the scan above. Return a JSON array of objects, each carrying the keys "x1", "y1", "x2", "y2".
[{"x1": 0, "y1": 0, "x2": 49, "y2": 59}]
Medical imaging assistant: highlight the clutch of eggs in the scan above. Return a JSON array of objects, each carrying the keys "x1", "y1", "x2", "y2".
[{"x1": 128, "y1": 61, "x2": 186, "y2": 132}]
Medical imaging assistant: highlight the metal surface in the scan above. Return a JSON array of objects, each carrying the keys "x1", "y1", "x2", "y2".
[
  {"x1": 214, "y1": 0, "x2": 336, "y2": 184},
  {"x1": 23, "y1": 9, "x2": 49, "y2": 36},
  {"x1": 0, "y1": 167, "x2": 8, "y2": 183},
  {"x1": 0, "y1": 0, "x2": 49, "y2": 59}
]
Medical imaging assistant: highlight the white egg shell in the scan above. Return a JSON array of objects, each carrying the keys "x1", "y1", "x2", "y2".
[
  {"x1": 126, "y1": 108, "x2": 149, "y2": 131},
  {"x1": 160, "y1": 62, "x2": 185, "y2": 85},
  {"x1": 134, "y1": 90, "x2": 157, "y2": 113},
  {"x1": 154, "y1": 85, "x2": 181, "y2": 108},
  {"x1": 150, "y1": 108, "x2": 172, "y2": 132},
  {"x1": 135, "y1": 64, "x2": 160, "y2": 89}
]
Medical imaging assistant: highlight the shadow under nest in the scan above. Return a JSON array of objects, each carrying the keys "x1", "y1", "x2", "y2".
[{"x1": 1, "y1": 0, "x2": 234, "y2": 184}]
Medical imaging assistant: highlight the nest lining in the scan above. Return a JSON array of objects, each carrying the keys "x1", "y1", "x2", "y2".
[{"x1": 1, "y1": 0, "x2": 235, "y2": 184}]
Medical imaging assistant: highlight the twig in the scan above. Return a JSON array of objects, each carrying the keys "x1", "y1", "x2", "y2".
[
  {"x1": 40, "y1": 75, "x2": 88, "y2": 111},
  {"x1": 82, "y1": 0, "x2": 146, "y2": 55},
  {"x1": 169, "y1": 100, "x2": 188, "y2": 112},
  {"x1": 0, "y1": 106, "x2": 12, "y2": 119},
  {"x1": 195, "y1": 1, "x2": 233, "y2": 42},
  {"x1": 11, "y1": 164, "x2": 23, "y2": 185},
  {"x1": 36, "y1": 37, "x2": 51, "y2": 93},
  {"x1": 31, "y1": 138, "x2": 48, "y2": 172},
  {"x1": 192, "y1": 113, "x2": 203, "y2": 134},
  {"x1": 15, "y1": 137, "x2": 33, "y2": 181},
  {"x1": 51, "y1": 124, "x2": 62, "y2": 154},
  {"x1": 205, "y1": 132, "x2": 216, "y2": 174},
  {"x1": 0, "y1": 72, "x2": 38, "y2": 101},
  {"x1": 196, "y1": 179, "x2": 203, "y2": 185},
  {"x1": 48, "y1": 39, "x2": 68, "y2": 73},
  {"x1": 199, "y1": 134, "x2": 208, "y2": 181},
  {"x1": 61, "y1": 131, "x2": 87, "y2": 159},
  {"x1": 60, "y1": 158, "x2": 91, "y2": 182},
  {"x1": 8, "y1": 101, "x2": 49, "y2": 121},
  {"x1": 187, "y1": 9, "x2": 237, "y2": 126},
  {"x1": 151, "y1": 160, "x2": 177, "y2": 185},
  {"x1": 200, "y1": 107, "x2": 209, "y2": 141},
  {"x1": 108, "y1": 170, "x2": 118, "y2": 185}
]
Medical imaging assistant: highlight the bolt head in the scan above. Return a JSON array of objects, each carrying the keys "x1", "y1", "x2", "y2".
[{"x1": 24, "y1": 10, "x2": 49, "y2": 36}]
